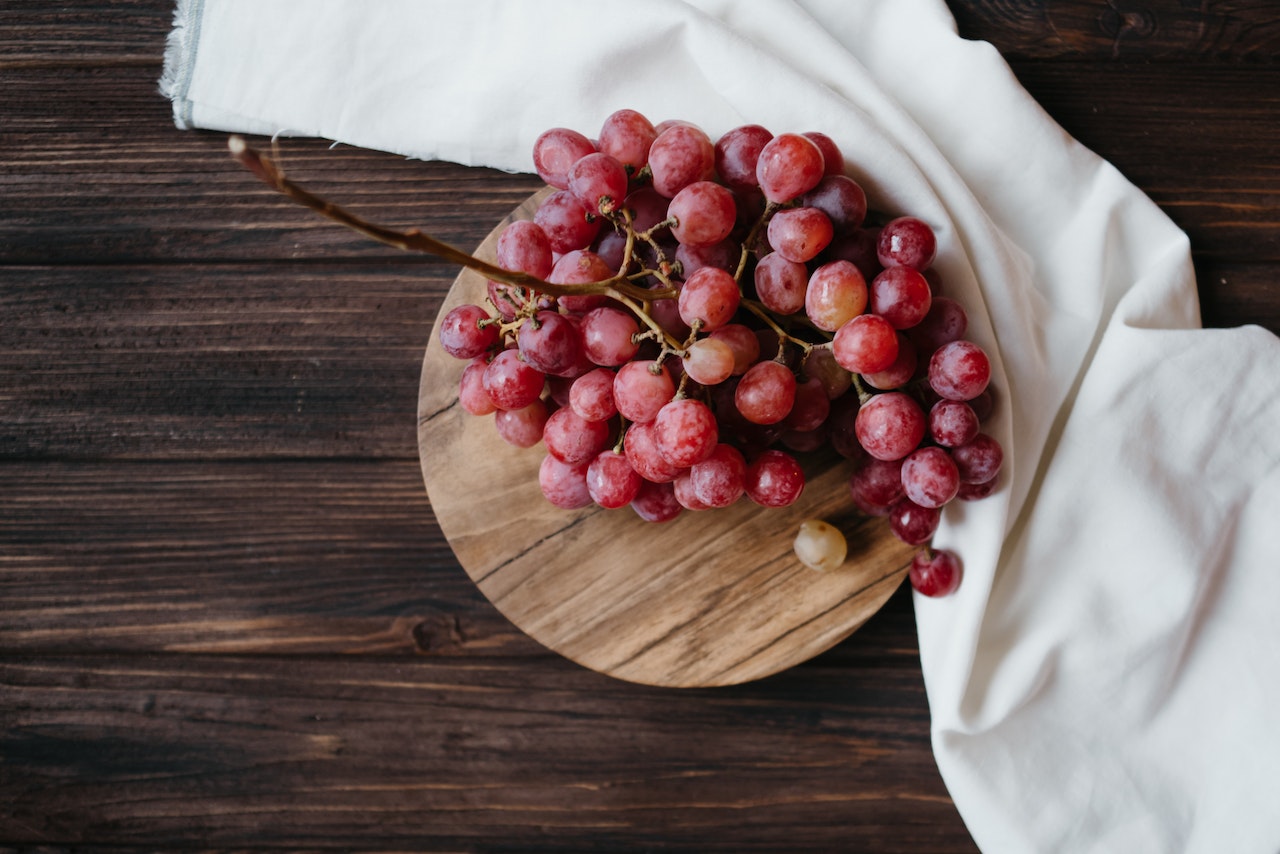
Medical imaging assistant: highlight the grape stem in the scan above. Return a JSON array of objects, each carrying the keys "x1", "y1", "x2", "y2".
[{"x1": 227, "y1": 135, "x2": 674, "y2": 309}]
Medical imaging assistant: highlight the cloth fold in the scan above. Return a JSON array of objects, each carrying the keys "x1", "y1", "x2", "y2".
[{"x1": 162, "y1": 1, "x2": 1280, "y2": 850}]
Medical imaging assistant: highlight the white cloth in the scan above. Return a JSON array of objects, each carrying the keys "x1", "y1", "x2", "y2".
[{"x1": 162, "y1": 1, "x2": 1280, "y2": 850}]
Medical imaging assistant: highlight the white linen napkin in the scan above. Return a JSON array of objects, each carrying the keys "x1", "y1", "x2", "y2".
[{"x1": 162, "y1": 1, "x2": 1280, "y2": 849}]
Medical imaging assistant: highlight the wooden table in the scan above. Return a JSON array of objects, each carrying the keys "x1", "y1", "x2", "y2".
[{"x1": 3, "y1": 2, "x2": 1276, "y2": 850}]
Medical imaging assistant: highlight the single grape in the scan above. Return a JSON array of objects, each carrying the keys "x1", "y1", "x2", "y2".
[
  {"x1": 805, "y1": 260, "x2": 868, "y2": 332},
  {"x1": 532, "y1": 127, "x2": 596, "y2": 189},
  {"x1": 539, "y1": 454, "x2": 594, "y2": 510},
  {"x1": 518, "y1": 310, "x2": 584, "y2": 376},
  {"x1": 494, "y1": 399, "x2": 549, "y2": 448},
  {"x1": 754, "y1": 251, "x2": 809, "y2": 316},
  {"x1": 569, "y1": 367, "x2": 618, "y2": 422},
  {"x1": 756, "y1": 132, "x2": 825, "y2": 203},
  {"x1": 714, "y1": 124, "x2": 774, "y2": 192},
  {"x1": 668, "y1": 180, "x2": 737, "y2": 248},
  {"x1": 535, "y1": 190, "x2": 600, "y2": 254},
  {"x1": 799, "y1": 174, "x2": 867, "y2": 232},
  {"x1": 630, "y1": 478, "x2": 683, "y2": 522},
  {"x1": 592, "y1": 228, "x2": 628, "y2": 272},
  {"x1": 648, "y1": 123, "x2": 716, "y2": 198},
  {"x1": 951, "y1": 433, "x2": 1004, "y2": 484},
  {"x1": 735, "y1": 360, "x2": 797, "y2": 425},
  {"x1": 678, "y1": 266, "x2": 741, "y2": 332},
  {"x1": 745, "y1": 449, "x2": 805, "y2": 508},
  {"x1": 901, "y1": 446, "x2": 960, "y2": 508},
  {"x1": 458, "y1": 356, "x2": 498, "y2": 416},
  {"x1": 653, "y1": 397, "x2": 719, "y2": 468},
  {"x1": 682, "y1": 337, "x2": 736, "y2": 386},
  {"x1": 854, "y1": 391, "x2": 925, "y2": 461},
  {"x1": 598, "y1": 108, "x2": 657, "y2": 174},
  {"x1": 613, "y1": 360, "x2": 675, "y2": 423},
  {"x1": 929, "y1": 399, "x2": 979, "y2": 447},
  {"x1": 439, "y1": 303, "x2": 498, "y2": 359},
  {"x1": 586, "y1": 449, "x2": 643, "y2": 509},
  {"x1": 793, "y1": 519, "x2": 847, "y2": 571},
  {"x1": 568, "y1": 152, "x2": 629, "y2": 216},
  {"x1": 767, "y1": 206, "x2": 834, "y2": 263},
  {"x1": 909, "y1": 548, "x2": 962, "y2": 597},
  {"x1": 877, "y1": 216, "x2": 937, "y2": 270},
  {"x1": 542, "y1": 406, "x2": 611, "y2": 464},
  {"x1": 888, "y1": 497, "x2": 940, "y2": 545},
  {"x1": 495, "y1": 220, "x2": 554, "y2": 281},
  {"x1": 870, "y1": 265, "x2": 933, "y2": 330},
  {"x1": 690, "y1": 443, "x2": 747, "y2": 508},
  {"x1": 483, "y1": 348, "x2": 544, "y2": 411},
  {"x1": 929, "y1": 339, "x2": 991, "y2": 401},
  {"x1": 832, "y1": 314, "x2": 899, "y2": 374},
  {"x1": 579, "y1": 305, "x2": 640, "y2": 367}
]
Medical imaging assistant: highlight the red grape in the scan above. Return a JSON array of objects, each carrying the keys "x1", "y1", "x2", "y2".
[
  {"x1": 735, "y1": 360, "x2": 797, "y2": 425},
  {"x1": 648, "y1": 123, "x2": 715, "y2": 198},
  {"x1": 929, "y1": 399, "x2": 979, "y2": 447},
  {"x1": 539, "y1": 454, "x2": 594, "y2": 510},
  {"x1": 854, "y1": 391, "x2": 925, "y2": 461},
  {"x1": 832, "y1": 313, "x2": 899, "y2": 374},
  {"x1": 653, "y1": 397, "x2": 718, "y2": 468},
  {"x1": 483, "y1": 348, "x2": 544, "y2": 411},
  {"x1": 682, "y1": 337, "x2": 736, "y2": 386},
  {"x1": 518, "y1": 310, "x2": 584, "y2": 376},
  {"x1": 888, "y1": 497, "x2": 940, "y2": 545},
  {"x1": 714, "y1": 124, "x2": 774, "y2": 192},
  {"x1": 439, "y1": 303, "x2": 498, "y2": 359},
  {"x1": 569, "y1": 367, "x2": 618, "y2": 422},
  {"x1": 755, "y1": 251, "x2": 809, "y2": 315},
  {"x1": 598, "y1": 108, "x2": 657, "y2": 174},
  {"x1": 494, "y1": 399, "x2": 549, "y2": 448},
  {"x1": 579, "y1": 305, "x2": 640, "y2": 367},
  {"x1": 799, "y1": 174, "x2": 866, "y2": 231},
  {"x1": 756, "y1": 132, "x2": 825, "y2": 203},
  {"x1": 532, "y1": 127, "x2": 596, "y2": 189},
  {"x1": 951, "y1": 433, "x2": 1003, "y2": 484},
  {"x1": 678, "y1": 266, "x2": 741, "y2": 332},
  {"x1": 630, "y1": 479, "x2": 683, "y2": 522},
  {"x1": 458, "y1": 356, "x2": 497, "y2": 416},
  {"x1": 803, "y1": 131, "x2": 843, "y2": 176},
  {"x1": 929, "y1": 339, "x2": 991, "y2": 401},
  {"x1": 542, "y1": 406, "x2": 610, "y2": 464},
  {"x1": 535, "y1": 190, "x2": 600, "y2": 254},
  {"x1": 568, "y1": 152, "x2": 629, "y2": 215},
  {"x1": 862, "y1": 334, "x2": 917, "y2": 391},
  {"x1": 901, "y1": 446, "x2": 960, "y2": 508},
  {"x1": 870, "y1": 265, "x2": 933, "y2": 330},
  {"x1": 495, "y1": 219, "x2": 554, "y2": 281},
  {"x1": 668, "y1": 180, "x2": 737, "y2": 247},
  {"x1": 586, "y1": 449, "x2": 643, "y2": 509},
  {"x1": 805, "y1": 260, "x2": 867, "y2": 331},
  {"x1": 877, "y1": 216, "x2": 937, "y2": 270},
  {"x1": 908, "y1": 295, "x2": 968, "y2": 357},
  {"x1": 744, "y1": 449, "x2": 805, "y2": 507},
  {"x1": 767, "y1": 206, "x2": 833, "y2": 263},
  {"x1": 613, "y1": 360, "x2": 675, "y2": 422},
  {"x1": 690, "y1": 443, "x2": 747, "y2": 508},
  {"x1": 624, "y1": 419, "x2": 683, "y2": 483},
  {"x1": 710, "y1": 324, "x2": 761, "y2": 375},
  {"x1": 910, "y1": 548, "x2": 962, "y2": 597}
]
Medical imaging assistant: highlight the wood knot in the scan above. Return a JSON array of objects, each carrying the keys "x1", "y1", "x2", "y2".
[
  {"x1": 1099, "y1": 4, "x2": 1157, "y2": 42},
  {"x1": 412, "y1": 613, "x2": 466, "y2": 653}
]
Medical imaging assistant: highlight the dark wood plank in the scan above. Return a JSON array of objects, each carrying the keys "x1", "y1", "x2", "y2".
[
  {"x1": 952, "y1": 0, "x2": 1280, "y2": 60},
  {"x1": 0, "y1": 263, "x2": 449, "y2": 459},
  {"x1": 0, "y1": 653, "x2": 972, "y2": 852},
  {"x1": 0, "y1": 458, "x2": 923, "y2": 664}
]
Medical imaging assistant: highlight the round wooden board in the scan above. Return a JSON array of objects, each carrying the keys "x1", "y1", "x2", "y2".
[{"x1": 418, "y1": 193, "x2": 915, "y2": 688}]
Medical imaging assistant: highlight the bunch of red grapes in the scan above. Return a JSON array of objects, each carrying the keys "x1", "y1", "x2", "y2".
[{"x1": 437, "y1": 109, "x2": 1002, "y2": 597}]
